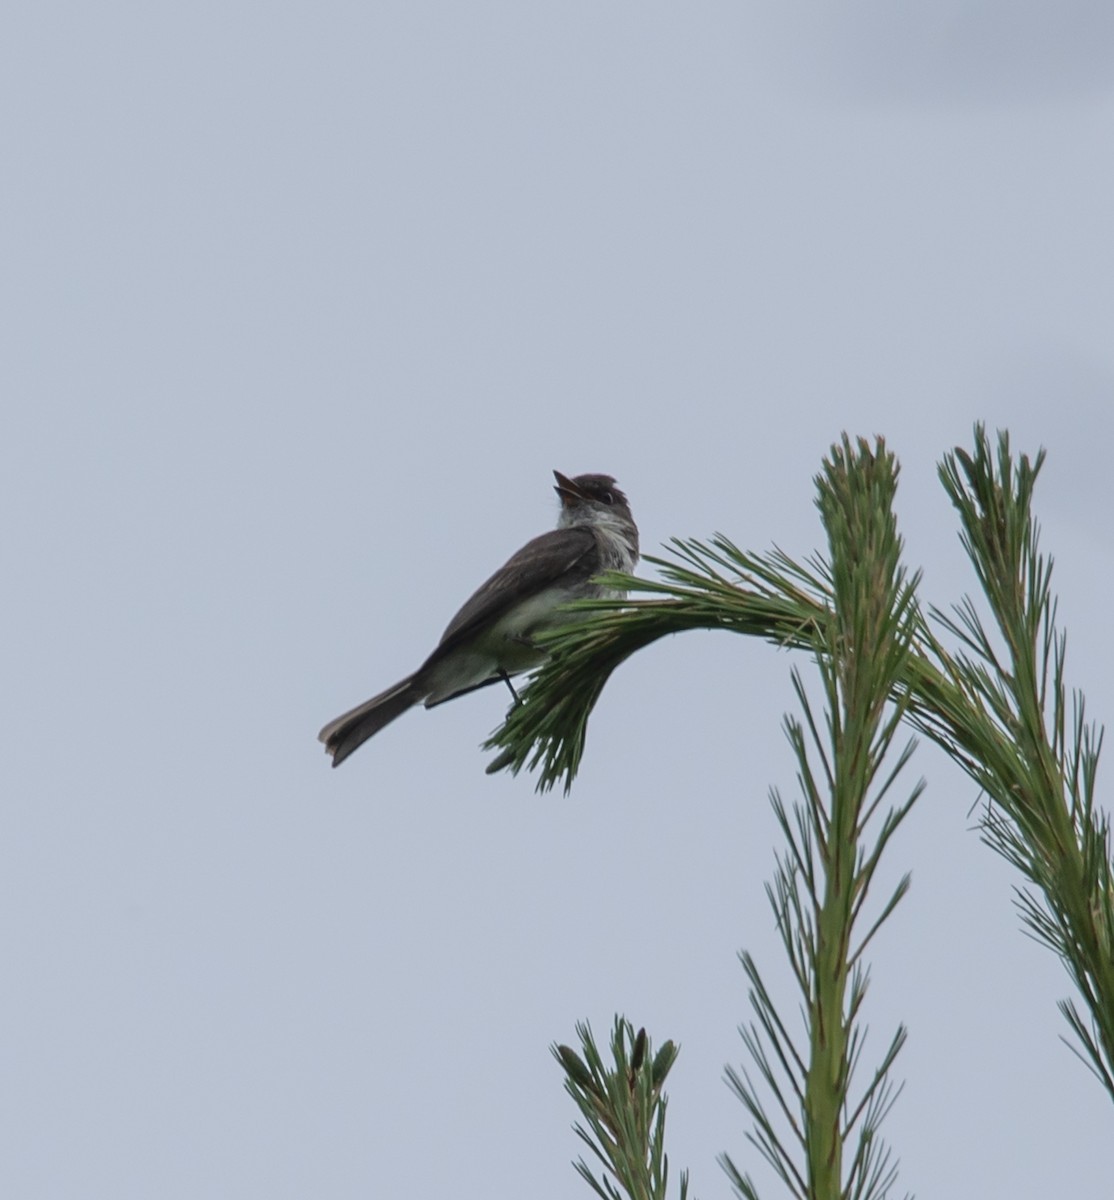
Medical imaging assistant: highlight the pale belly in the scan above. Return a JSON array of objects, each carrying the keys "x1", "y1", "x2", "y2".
[{"x1": 421, "y1": 584, "x2": 614, "y2": 705}]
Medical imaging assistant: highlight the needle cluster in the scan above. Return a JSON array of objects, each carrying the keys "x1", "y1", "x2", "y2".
[{"x1": 555, "y1": 1019, "x2": 690, "y2": 1200}]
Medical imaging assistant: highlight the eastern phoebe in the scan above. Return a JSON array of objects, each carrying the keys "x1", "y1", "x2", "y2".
[{"x1": 318, "y1": 471, "x2": 639, "y2": 766}]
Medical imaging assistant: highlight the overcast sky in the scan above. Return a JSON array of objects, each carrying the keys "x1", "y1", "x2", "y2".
[{"x1": 3, "y1": 4, "x2": 1113, "y2": 1197}]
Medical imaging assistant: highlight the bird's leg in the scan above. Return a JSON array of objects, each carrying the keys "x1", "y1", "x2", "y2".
[{"x1": 498, "y1": 669, "x2": 522, "y2": 707}]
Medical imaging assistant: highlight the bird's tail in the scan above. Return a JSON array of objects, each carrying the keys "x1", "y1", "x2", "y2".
[{"x1": 318, "y1": 675, "x2": 424, "y2": 767}]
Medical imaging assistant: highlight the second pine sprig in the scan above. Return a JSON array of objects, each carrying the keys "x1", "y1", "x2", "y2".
[{"x1": 555, "y1": 1018, "x2": 690, "y2": 1200}]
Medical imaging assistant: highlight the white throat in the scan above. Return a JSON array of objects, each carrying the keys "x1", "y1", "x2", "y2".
[{"x1": 559, "y1": 505, "x2": 639, "y2": 573}]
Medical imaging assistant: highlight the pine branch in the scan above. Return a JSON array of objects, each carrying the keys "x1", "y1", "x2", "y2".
[
  {"x1": 481, "y1": 550, "x2": 828, "y2": 792},
  {"x1": 555, "y1": 1019, "x2": 691, "y2": 1200},
  {"x1": 720, "y1": 437, "x2": 916, "y2": 1200},
  {"x1": 918, "y1": 426, "x2": 1114, "y2": 1098}
]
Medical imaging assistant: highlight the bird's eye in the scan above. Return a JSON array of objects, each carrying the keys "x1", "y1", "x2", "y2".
[{"x1": 599, "y1": 490, "x2": 614, "y2": 505}]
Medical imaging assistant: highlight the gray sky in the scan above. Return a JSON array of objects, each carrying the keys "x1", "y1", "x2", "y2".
[{"x1": 3, "y1": 4, "x2": 1113, "y2": 1197}]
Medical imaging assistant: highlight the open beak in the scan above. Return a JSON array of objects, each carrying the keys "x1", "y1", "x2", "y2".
[{"x1": 553, "y1": 470, "x2": 586, "y2": 508}]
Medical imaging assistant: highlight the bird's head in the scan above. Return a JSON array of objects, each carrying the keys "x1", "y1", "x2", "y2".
[{"x1": 553, "y1": 471, "x2": 639, "y2": 558}]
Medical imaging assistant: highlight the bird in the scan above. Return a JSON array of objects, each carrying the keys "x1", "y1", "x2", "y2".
[{"x1": 318, "y1": 470, "x2": 640, "y2": 767}]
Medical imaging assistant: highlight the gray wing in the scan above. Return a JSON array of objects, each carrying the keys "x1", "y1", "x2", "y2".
[{"x1": 428, "y1": 526, "x2": 599, "y2": 660}]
